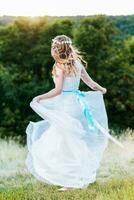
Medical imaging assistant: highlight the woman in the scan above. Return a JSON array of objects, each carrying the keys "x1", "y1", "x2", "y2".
[{"x1": 25, "y1": 34, "x2": 123, "y2": 191}]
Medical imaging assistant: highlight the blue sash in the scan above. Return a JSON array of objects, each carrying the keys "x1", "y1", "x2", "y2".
[{"x1": 62, "y1": 89, "x2": 96, "y2": 132}]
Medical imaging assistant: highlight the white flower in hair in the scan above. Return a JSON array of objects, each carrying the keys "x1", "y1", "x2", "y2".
[
  {"x1": 52, "y1": 39, "x2": 59, "y2": 44},
  {"x1": 65, "y1": 40, "x2": 72, "y2": 44},
  {"x1": 52, "y1": 38, "x2": 72, "y2": 44}
]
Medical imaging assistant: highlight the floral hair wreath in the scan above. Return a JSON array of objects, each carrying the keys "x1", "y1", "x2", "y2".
[{"x1": 52, "y1": 38, "x2": 72, "y2": 45}]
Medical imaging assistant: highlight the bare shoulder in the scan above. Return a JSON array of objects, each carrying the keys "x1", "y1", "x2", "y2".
[
  {"x1": 56, "y1": 62, "x2": 64, "y2": 69},
  {"x1": 54, "y1": 63, "x2": 64, "y2": 77}
]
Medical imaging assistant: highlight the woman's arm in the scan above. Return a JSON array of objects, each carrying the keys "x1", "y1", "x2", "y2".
[
  {"x1": 80, "y1": 66, "x2": 107, "y2": 94},
  {"x1": 32, "y1": 64, "x2": 64, "y2": 102}
]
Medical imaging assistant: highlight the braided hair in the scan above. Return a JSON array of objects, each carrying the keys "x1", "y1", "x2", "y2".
[{"x1": 51, "y1": 35, "x2": 87, "y2": 77}]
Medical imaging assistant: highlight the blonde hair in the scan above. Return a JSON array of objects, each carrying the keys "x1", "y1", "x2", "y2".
[{"x1": 51, "y1": 35, "x2": 87, "y2": 77}]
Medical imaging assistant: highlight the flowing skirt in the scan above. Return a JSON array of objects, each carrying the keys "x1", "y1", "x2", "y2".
[{"x1": 25, "y1": 90, "x2": 109, "y2": 188}]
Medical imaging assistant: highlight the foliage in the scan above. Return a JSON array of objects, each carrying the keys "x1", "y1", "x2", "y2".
[{"x1": 0, "y1": 15, "x2": 134, "y2": 139}]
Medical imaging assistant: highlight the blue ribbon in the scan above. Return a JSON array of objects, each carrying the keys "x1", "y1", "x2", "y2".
[{"x1": 62, "y1": 89, "x2": 96, "y2": 132}]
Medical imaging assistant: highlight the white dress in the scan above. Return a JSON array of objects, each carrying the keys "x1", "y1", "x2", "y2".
[{"x1": 25, "y1": 59, "x2": 123, "y2": 188}]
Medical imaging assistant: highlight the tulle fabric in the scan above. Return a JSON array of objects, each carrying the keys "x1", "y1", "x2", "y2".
[{"x1": 25, "y1": 90, "x2": 109, "y2": 188}]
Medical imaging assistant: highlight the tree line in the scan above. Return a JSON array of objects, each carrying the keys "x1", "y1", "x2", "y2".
[{"x1": 0, "y1": 15, "x2": 133, "y2": 143}]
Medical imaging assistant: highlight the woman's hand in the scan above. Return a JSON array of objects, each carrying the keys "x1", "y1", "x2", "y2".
[
  {"x1": 101, "y1": 87, "x2": 107, "y2": 94},
  {"x1": 32, "y1": 95, "x2": 42, "y2": 102}
]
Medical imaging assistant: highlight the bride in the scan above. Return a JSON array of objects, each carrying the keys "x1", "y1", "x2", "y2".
[{"x1": 25, "y1": 34, "x2": 123, "y2": 191}]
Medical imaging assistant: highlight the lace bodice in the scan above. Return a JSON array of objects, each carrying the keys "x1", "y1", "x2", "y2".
[{"x1": 53, "y1": 59, "x2": 83, "y2": 90}]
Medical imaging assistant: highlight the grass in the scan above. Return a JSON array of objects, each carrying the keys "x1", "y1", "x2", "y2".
[
  {"x1": 0, "y1": 128, "x2": 134, "y2": 200},
  {"x1": 0, "y1": 177, "x2": 134, "y2": 200}
]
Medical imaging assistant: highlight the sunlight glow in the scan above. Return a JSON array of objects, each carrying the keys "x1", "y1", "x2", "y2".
[{"x1": 0, "y1": 0, "x2": 134, "y2": 16}]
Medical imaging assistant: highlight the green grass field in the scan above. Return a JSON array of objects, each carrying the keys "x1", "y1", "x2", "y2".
[{"x1": 0, "y1": 129, "x2": 134, "y2": 200}]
